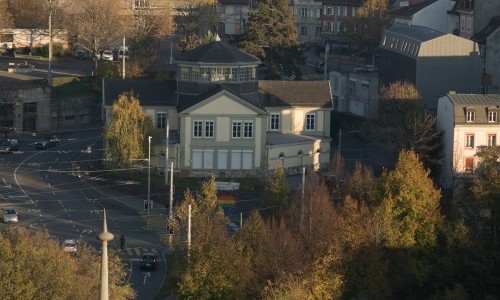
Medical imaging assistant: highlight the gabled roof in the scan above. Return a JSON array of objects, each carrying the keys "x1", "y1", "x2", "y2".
[
  {"x1": 471, "y1": 15, "x2": 500, "y2": 43},
  {"x1": 385, "y1": 23, "x2": 446, "y2": 43},
  {"x1": 104, "y1": 79, "x2": 176, "y2": 106},
  {"x1": 258, "y1": 80, "x2": 332, "y2": 108},
  {"x1": 446, "y1": 93, "x2": 500, "y2": 106},
  {"x1": 175, "y1": 41, "x2": 260, "y2": 64},
  {"x1": 391, "y1": 0, "x2": 438, "y2": 17},
  {"x1": 177, "y1": 84, "x2": 266, "y2": 114}
]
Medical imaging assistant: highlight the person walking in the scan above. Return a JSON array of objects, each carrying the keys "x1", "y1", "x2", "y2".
[{"x1": 119, "y1": 235, "x2": 126, "y2": 249}]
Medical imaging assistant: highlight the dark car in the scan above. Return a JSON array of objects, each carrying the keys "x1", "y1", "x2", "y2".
[
  {"x1": 0, "y1": 139, "x2": 19, "y2": 153},
  {"x1": 140, "y1": 252, "x2": 157, "y2": 270},
  {"x1": 34, "y1": 135, "x2": 60, "y2": 149},
  {"x1": 74, "y1": 49, "x2": 89, "y2": 60},
  {"x1": 315, "y1": 62, "x2": 329, "y2": 74}
]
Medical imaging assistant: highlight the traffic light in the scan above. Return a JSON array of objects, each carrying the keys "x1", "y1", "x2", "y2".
[{"x1": 144, "y1": 200, "x2": 149, "y2": 210}]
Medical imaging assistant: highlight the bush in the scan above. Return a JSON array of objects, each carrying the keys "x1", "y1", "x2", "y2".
[
  {"x1": 22, "y1": 46, "x2": 32, "y2": 55},
  {"x1": 36, "y1": 43, "x2": 66, "y2": 57}
]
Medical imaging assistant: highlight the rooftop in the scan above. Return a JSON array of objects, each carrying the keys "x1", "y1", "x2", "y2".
[
  {"x1": 385, "y1": 23, "x2": 446, "y2": 43},
  {"x1": 391, "y1": 0, "x2": 438, "y2": 17},
  {"x1": 446, "y1": 93, "x2": 500, "y2": 106},
  {"x1": 258, "y1": 80, "x2": 332, "y2": 108},
  {"x1": 175, "y1": 41, "x2": 260, "y2": 64}
]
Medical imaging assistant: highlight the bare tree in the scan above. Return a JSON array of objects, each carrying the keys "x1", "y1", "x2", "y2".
[
  {"x1": 132, "y1": 0, "x2": 175, "y2": 38},
  {"x1": 65, "y1": 0, "x2": 133, "y2": 75},
  {"x1": 0, "y1": 0, "x2": 13, "y2": 30}
]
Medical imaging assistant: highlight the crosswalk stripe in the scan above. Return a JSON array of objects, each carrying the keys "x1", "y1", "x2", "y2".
[{"x1": 123, "y1": 247, "x2": 158, "y2": 257}]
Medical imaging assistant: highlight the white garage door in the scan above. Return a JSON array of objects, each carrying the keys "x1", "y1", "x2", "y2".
[
  {"x1": 192, "y1": 149, "x2": 202, "y2": 169},
  {"x1": 231, "y1": 150, "x2": 242, "y2": 170},
  {"x1": 218, "y1": 150, "x2": 228, "y2": 169},
  {"x1": 242, "y1": 150, "x2": 253, "y2": 170},
  {"x1": 203, "y1": 150, "x2": 214, "y2": 169}
]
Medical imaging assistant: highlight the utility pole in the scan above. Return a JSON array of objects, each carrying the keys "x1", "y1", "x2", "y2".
[
  {"x1": 169, "y1": 162, "x2": 174, "y2": 225},
  {"x1": 122, "y1": 37, "x2": 126, "y2": 80},
  {"x1": 169, "y1": 39, "x2": 173, "y2": 65},
  {"x1": 165, "y1": 117, "x2": 169, "y2": 186},
  {"x1": 301, "y1": 166, "x2": 305, "y2": 221},
  {"x1": 324, "y1": 43, "x2": 329, "y2": 80},
  {"x1": 48, "y1": 0, "x2": 53, "y2": 90},
  {"x1": 338, "y1": 128, "x2": 342, "y2": 153},
  {"x1": 187, "y1": 204, "x2": 191, "y2": 260}
]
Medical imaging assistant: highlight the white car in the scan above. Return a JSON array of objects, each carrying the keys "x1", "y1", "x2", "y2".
[
  {"x1": 2, "y1": 207, "x2": 18, "y2": 223},
  {"x1": 100, "y1": 50, "x2": 114, "y2": 61},
  {"x1": 63, "y1": 239, "x2": 77, "y2": 252}
]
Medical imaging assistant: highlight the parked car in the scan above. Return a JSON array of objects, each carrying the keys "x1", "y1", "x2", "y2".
[
  {"x1": 118, "y1": 46, "x2": 129, "y2": 59},
  {"x1": 140, "y1": 252, "x2": 157, "y2": 270},
  {"x1": 2, "y1": 207, "x2": 18, "y2": 223},
  {"x1": 63, "y1": 239, "x2": 77, "y2": 252},
  {"x1": 34, "y1": 135, "x2": 59, "y2": 149},
  {"x1": 100, "y1": 50, "x2": 114, "y2": 61},
  {"x1": 74, "y1": 49, "x2": 89, "y2": 60},
  {"x1": 0, "y1": 139, "x2": 19, "y2": 153},
  {"x1": 315, "y1": 62, "x2": 329, "y2": 74}
]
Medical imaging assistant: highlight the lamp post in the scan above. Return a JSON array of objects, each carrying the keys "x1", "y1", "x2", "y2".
[
  {"x1": 324, "y1": 43, "x2": 329, "y2": 80},
  {"x1": 147, "y1": 136, "x2": 152, "y2": 226},
  {"x1": 48, "y1": 0, "x2": 53, "y2": 89}
]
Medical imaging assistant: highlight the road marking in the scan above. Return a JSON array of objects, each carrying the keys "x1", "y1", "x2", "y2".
[{"x1": 143, "y1": 272, "x2": 151, "y2": 285}]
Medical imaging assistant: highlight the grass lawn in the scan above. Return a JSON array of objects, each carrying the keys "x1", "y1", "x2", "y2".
[{"x1": 52, "y1": 76, "x2": 98, "y2": 97}]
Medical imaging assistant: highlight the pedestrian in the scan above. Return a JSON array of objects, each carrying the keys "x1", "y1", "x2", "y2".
[{"x1": 119, "y1": 235, "x2": 126, "y2": 249}]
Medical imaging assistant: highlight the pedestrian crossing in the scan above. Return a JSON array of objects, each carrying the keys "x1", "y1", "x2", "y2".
[{"x1": 120, "y1": 247, "x2": 159, "y2": 257}]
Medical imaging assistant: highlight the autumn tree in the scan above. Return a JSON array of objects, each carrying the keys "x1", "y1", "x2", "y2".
[
  {"x1": 471, "y1": 145, "x2": 500, "y2": 247},
  {"x1": 344, "y1": 0, "x2": 390, "y2": 60},
  {"x1": 104, "y1": 92, "x2": 152, "y2": 168},
  {"x1": 0, "y1": 0, "x2": 12, "y2": 29},
  {"x1": 65, "y1": 0, "x2": 133, "y2": 76},
  {"x1": 262, "y1": 164, "x2": 289, "y2": 218},
  {"x1": 0, "y1": 227, "x2": 134, "y2": 299},
  {"x1": 347, "y1": 161, "x2": 378, "y2": 207},
  {"x1": 369, "y1": 81, "x2": 443, "y2": 179},
  {"x1": 377, "y1": 149, "x2": 442, "y2": 248},
  {"x1": 173, "y1": 176, "x2": 250, "y2": 299},
  {"x1": 132, "y1": 0, "x2": 175, "y2": 38}
]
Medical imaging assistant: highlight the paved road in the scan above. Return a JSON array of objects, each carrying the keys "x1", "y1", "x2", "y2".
[{"x1": 0, "y1": 128, "x2": 165, "y2": 299}]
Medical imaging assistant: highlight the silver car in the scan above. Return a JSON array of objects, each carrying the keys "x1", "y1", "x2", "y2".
[{"x1": 2, "y1": 207, "x2": 18, "y2": 223}]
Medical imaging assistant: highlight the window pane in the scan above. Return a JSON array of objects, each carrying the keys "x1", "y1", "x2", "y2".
[
  {"x1": 232, "y1": 121, "x2": 241, "y2": 138},
  {"x1": 244, "y1": 121, "x2": 253, "y2": 138},
  {"x1": 194, "y1": 121, "x2": 203, "y2": 137},
  {"x1": 205, "y1": 121, "x2": 214, "y2": 138}
]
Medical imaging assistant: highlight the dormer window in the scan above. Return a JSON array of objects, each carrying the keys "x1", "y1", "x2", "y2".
[
  {"x1": 488, "y1": 109, "x2": 498, "y2": 123},
  {"x1": 466, "y1": 109, "x2": 475, "y2": 122}
]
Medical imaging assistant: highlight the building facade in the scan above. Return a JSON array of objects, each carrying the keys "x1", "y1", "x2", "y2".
[
  {"x1": 379, "y1": 23, "x2": 482, "y2": 110},
  {"x1": 436, "y1": 92, "x2": 500, "y2": 187},
  {"x1": 104, "y1": 41, "x2": 333, "y2": 177}
]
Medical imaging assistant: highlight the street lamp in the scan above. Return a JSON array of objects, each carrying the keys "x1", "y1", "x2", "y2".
[{"x1": 147, "y1": 136, "x2": 152, "y2": 226}]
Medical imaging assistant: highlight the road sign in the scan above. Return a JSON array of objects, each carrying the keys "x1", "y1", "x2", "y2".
[{"x1": 86, "y1": 146, "x2": 92, "y2": 154}]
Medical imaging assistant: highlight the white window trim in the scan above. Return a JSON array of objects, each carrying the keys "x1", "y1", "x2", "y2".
[
  {"x1": 305, "y1": 113, "x2": 316, "y2": 131},
  {"x1": 488, "y1": 110, "x2": 498, "y2": 123},
  {"x1": 465, "y1": 133, "x2": 474, "y2": 148},
  {"x1": 156, "y1": 112, "x2": 166, "y2": 129},
  {"x1": 193, "y1": 120, "x2": 203, "y2": 138},
  {"x1": 270, "y1": 113, "x2": 280, "y2": 131},
  {"x1": 204, "y1": 120, "x2": 215, "y2": 138},
  {"x1": 243, "y1": 121, "x2": 254, "y2": 138},
  {"x1": 232, "y1": 120, "x2": 242, "y2": 138},
  {"x1": 466, "y1": 110, "x2": 475, "y2": 123}
]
